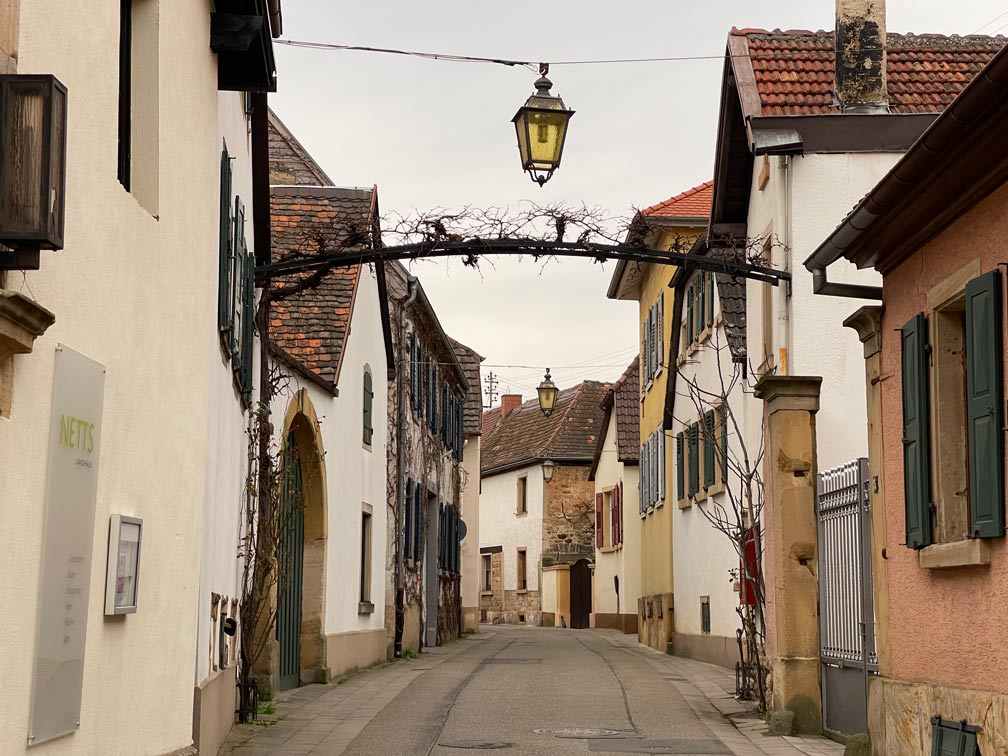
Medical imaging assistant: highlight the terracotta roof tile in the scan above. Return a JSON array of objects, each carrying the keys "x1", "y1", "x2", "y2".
[
  {"x1": 269, "y1": 186, "x2": 374, "y2": 391},
  {"x1": 612, "y1": 359, "x2": 640, "y2": 463},
  {"x1": 642, "y1": 181, "x2": 713, "y2": 219},
  {"x1": 481, "y1": 381, "x2": 610, "y2": 476},
  {"x1": 448, "y1": 337, "x2": 484, "y2": 436},
  {"x1": 482, "y1": 406, "x2": 503, "y2": 439},
  {"x1": 731, "y1": 28, "x2": 1005, "y2": 116}
]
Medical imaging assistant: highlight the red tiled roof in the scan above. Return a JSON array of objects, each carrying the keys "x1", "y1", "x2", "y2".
[
  {"x1": 731, "y1": 28, "x2": 1005, "y2": 116},
  {"x1": 642, "y1": 181, "x2": 713, "y2": 219},
  {"x1": 481, "y1": 381, "x2": 610, "y2": 476},
  {"x1": 482, "y1": 406, "x2": 503, "y2": 439},
  {"x1": 269, "y1": 186, "x2": 374, "y2": 392},
  {"x1": 449, "y1": 337, "x2": 484, "y2": 436}
]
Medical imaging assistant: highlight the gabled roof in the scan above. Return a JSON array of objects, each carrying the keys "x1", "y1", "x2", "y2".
[
  {"x1": 805, "y1": 41, "x2": 1008, "y2": 275},
  {"x1": 481, "y1": 381, "x2": 610, "y2": 478},
  {"x1": 269, "y1": 186, "x2": 374, "y2": 394},
  {"x1": 449, "y1": 337, "x2": 484, "y2": 436},
  {"x1": 607, "y1": 181, "x2": 712, "y2": 301},
  {"x1": 268, "y1": 109, "x2": 333, "y2": 186},
  {"x1": 482, "y1": 406, "x2": 504, "y2": 439},
  {"x1": 730, "y1": 28, "x2": 1004, "y2": 117},
  {"x1": 642, "y1": 181, "x2": 713, "y2": 220},
  {"x1": 589, "y1": 359, "x2": 640, "y2": 480}
]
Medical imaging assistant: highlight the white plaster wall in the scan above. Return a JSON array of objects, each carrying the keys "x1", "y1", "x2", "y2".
[
  {"x1": 592, "y1": 413, "x2": 641, "y2": 617},
  {"x1": 460, "y1": 435, "x2": 481, "y2": 613},
  {"x1": 479, "y1": 464, "x2": 543, "y2": 593},
  {"x1": 0, "y1": 2, "x2": 223, "y2": 754},
  {"x1": 671, "y1": 318, "x2": 748, "y2": 639},
  {"x1": 744, "y1": 152, "x2": 900, "y2": 470},
  {"x1": 194, "y1": 92, "x2": 257, "y2": 687},
  {"x1": 271, "y1": 265, "x2": 390, "y2": 638}
]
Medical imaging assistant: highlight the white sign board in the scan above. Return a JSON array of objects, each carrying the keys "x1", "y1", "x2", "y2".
[{"x1": 28, "y1": 346, "x2": 105, "y2": 746}]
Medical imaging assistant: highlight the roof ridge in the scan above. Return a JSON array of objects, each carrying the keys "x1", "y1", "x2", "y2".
[
  {"x1": 267, "y1": 109, "x2": 333, "y2": 186},
  {"x1": 642, "y1": 180, "x2": 713, "y2": 216},
  {"x1": 730, "y1": 26, "x2": 1007, "y2": 42},
  {"x1": 539, "y1": 381, "x2": 585, "y2": 459}
]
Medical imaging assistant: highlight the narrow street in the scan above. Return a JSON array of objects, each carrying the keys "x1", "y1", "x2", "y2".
[{"x1": 224, "y1": 628, "x2": 842, "y2": 756}]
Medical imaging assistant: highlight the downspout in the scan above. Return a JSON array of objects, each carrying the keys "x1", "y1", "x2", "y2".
[
  {"x1": 394, "y1": 275, "x2": 418, "y2": 658},
  {"x1": 810, "y1": 267, "x2": 883, "y2": 300},
  {"x1": 776, "y1": 156, "x2": 792, "y2": 375}
]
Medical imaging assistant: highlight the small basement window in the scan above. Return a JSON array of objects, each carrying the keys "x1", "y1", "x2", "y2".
[
  {"x1": 930, "y1": 716, "x2": 980, "y2": 756},
  {"x1": 700, "y1": 596, "x2": 710, "y2": 634}
]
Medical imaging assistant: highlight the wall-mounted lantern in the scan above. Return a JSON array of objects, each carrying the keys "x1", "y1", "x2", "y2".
[
  {"x1": 0, "y1": 74, "x2": 67, "y2": 270},
  {"x1": 542, "y1": 459, "x2": 556, "y2": 483},
  {"x1": 537, "y1": 369, "x2": 559, "y2": 417},
  {"x1": 512, "y1": 64, "x2": 574, "y2": 187}
]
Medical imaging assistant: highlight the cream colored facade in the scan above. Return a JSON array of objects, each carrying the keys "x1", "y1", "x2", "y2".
[
  {"x1": 590, "y1": 406, "x2": 640, "y2": 634},
  {"x1": 459, "y1": 434, "x2": 481, "y2": 633},
  {"x1": 0, "y1": 3, "x2": 274, "y2": 755}
]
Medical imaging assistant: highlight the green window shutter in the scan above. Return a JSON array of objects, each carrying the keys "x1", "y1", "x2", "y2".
[
  {"x1": 720, "y1": 406, "x2": 728, "y2": 478},
  {"x1": 363, "y1": 371, "x2": 374, "y2": 444},
  {"x1": 688, "y1": 423, "x2": 699, "y2": 496},
  {"x1": 685, "y1": 286, "x2": 693, "y2": 346},
  {"x1": 707, "y1": 272, "x2": 715, "y2": 327},
  {"x1": 703, "y1": 410, "x2": 715, "y2": 489},
  {"x1": 656, "y1": 293, "x2": 664, "y2": 372},
  {"x1": 218, "y1": 149, "x2": 233, "y2": 338},
  {"x1": 676, "y1": 432, "x2": 685, "y2": 500},
  {"x1": 240, "y1": 238, "x2": 255, "y2": 400},
  {"x1": 901, "y1": 313, "x2": 933, "y2": 549},
  {"x1": 697, "y1": 277, "x2": 705, "y2": 336},
  {"x1": 965, "y1": 270, "x2": 1005, "y2": 538},
  {"x1": 413, "y1": 484, "x2": 423, "y2": 561},
  {"x1": 230, "y1": 197, "x2": 245, "y2": 361}
]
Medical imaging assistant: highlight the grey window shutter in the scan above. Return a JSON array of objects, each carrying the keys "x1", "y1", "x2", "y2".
[
  {"x1": 901, "y1": 313, "x2": 933, "y2": 549},
  {"x1": 657, "y1": 430, "x2": 665, "y2": 502},
  {"x1": 965, "y1": 270, "x2": 1005, "y2": 538},
  {"x1": 657, "y1": 294, "x2": 664, "y2": 372},
  {"x1": 707, "y1": 272, "x2": 715, "y2": 327},
  {"x1": 363, "y1": 371, "x2": 374, "y2": 444},
  {"x1": 686, "y1": 285, "x2": 694, "y2": 346},
  {"x1": 404, "y1": 478, "x2": 414, "y2": 560},
  {"x1": 697, "y1": 276, "x2": 705, "y2": 336},
  {"x1": 703, "y1": 410, "x2": 715, "y2": 489}
]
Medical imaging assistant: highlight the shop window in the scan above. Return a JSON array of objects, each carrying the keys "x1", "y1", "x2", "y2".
[
  {"x1": 359, "y1": 508, "x2": 372, "y2": 606},
  {"x1": 517, "y1": 475, "x2": 528, "y2": 515},
  {"x1": 118, "y1": 0, "x2": 159, "y2": 213},
  {"x1": 700, "y1": 596, "x2": 711, "y2": 634},
  {"x1": 363, "y1": 369, "x2": 374, "y2": 446},
  {"x1": 482, "y1": 554, "x2": 492, "y2": 591},
  {"x1": 517, "y1": 548, "x2": 527, "y2": 591}
]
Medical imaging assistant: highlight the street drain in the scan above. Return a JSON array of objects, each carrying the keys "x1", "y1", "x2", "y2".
[
  {"x1": 439, "y1": 741, "x2": 513, "y2": 750},
  {"x1": 534, "y1": 727, "x2": 623, "y2": 739},
  {"x1": 586, "y1": 738, "x2": 730, "y2": 754}
]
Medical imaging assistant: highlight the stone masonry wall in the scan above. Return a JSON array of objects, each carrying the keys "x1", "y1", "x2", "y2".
[{"x1": 541, "y1": 464, "x2": 596, "y2": 567}]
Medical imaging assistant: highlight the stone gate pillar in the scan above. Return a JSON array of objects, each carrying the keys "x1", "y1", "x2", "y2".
[{"x1": 754, "y1": 375, "x2": 823, "y2": 734}]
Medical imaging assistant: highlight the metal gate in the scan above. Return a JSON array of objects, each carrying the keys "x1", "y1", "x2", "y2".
[
  {"x1": 277, "y1": 432, "x2": 304, "y2": 692},
  {"x1": 569, "y1": 559, "x2": 592, "y2": 629},
  {"x1": 816, "y1": 458, "x2": 876, "y2": 737}
]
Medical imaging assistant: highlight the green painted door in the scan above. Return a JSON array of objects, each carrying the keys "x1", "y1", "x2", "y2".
[{"x1": 278, "y1": 432, "x2": 304, "y2": 691}]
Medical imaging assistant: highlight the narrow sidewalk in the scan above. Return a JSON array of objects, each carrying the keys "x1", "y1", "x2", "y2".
[{"x1": 597, "y1": 629, "x2": 844, "y2": 756}]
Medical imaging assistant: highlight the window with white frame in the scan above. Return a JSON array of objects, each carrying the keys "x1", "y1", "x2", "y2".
[
  {"x1": 638, "y1": 426, "x2": 666, "y2": 515},
  {"x1": 682, "y1": 270, "x2": 716, "y2": 354}
]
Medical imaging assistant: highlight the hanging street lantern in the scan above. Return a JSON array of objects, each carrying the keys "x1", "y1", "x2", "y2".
[
  {"x1": 542, "y1": 459, "x2": 556, "y2": 483},
  {"x1": 0, "y1": 74, "x2": 68, "y2": 270},
  {"x1": 537, "y1": 369, "x2": 559, "y2": 417},
  {"x1": 512, "y1": 64, "x2": 574, "y2": 187}
]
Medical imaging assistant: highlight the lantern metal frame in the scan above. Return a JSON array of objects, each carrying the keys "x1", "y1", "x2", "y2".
[
  {"x1": 542, "y1": 458, "x2": 556, "y2": 483},
  {"x1": 0, "y1": 73, "x2": 68, "y2": 270},
  {"x1": 512, "y1": 64, "x2": 574, "y2": 187},
  {"x1": 537, "y1": 368, "x2": 559, "y2": 418}
]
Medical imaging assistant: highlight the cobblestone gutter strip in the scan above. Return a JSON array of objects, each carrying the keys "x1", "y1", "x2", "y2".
[
  {"x1": 220, "y1": 632, "x2": 491, "y2": 756},
  {"x1": 595, "y1": 631, "x2": 844, "y2": 756}
]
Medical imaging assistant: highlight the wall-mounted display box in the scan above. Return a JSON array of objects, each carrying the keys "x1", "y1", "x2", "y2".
[{"x1": 105, "y1": 515, "x2": 142, "y2": 615}]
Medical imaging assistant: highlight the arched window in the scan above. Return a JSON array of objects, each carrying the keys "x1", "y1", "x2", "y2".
[{"x1": 363, "y1": 369, "x2": 374, "y2": 445}]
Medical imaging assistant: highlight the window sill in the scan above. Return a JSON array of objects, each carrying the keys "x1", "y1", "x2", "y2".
[
  {"x1": 516, "y1": 588, "x2": 528, "y2": 594},
  {"x1": 362, "y1": 441, "x2": 372, "y2": 452},
  {"x1": 358, "y1": 601, "x2": 374, "y2": 615},
  {"x1": 480, "y1": 590, "x2": 493, "y2": 596},
  {"x1": 600, "y1": 545, "x2": 618, "y2": 554},
  {"x1": 918, "y1": 539, "x2": 991, "y2": 570},
  {"x1": 515, "y1": 510, "x2": 528, "y2": 518},
  {"x1": 678, "y1": 497, "x2": 691, "y2": 510}
]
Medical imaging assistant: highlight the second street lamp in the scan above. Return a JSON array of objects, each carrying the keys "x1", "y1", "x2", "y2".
[
  {"x1": 512, "y1": 64, "x2": 574, "y2": 187},
  {"x1": 537, "y1": 369, "x2": 559, "y2": 417}
]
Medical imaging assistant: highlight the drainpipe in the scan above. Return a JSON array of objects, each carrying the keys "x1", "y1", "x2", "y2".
[
  {"x1": 776, "y1": 156, "x2": 793, "y2": 375},
  {"x1": 394, "y1": 275, "x2": 418, "y2": 658},
  {"x1": 810, "y1": 267, "x2": 883, "y2": 300}
]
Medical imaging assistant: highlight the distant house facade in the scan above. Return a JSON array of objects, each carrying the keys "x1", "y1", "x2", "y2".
[
  {"x1": 451, "y1": 338, "x2": 485, "y2": 634},
  {"x1": 588, "y1": 361, "x2": 641, "y2": 634},
  {"x1": 263, "y1": 114, "x2": 390, "y2": 691},
  {"x1": 383, "y1": 263, "x2": 471, "y2": 656},
  {"x1": 479, "y1": 383, "x2": 609, "y2": 629},
  {"x1": 607, "y1": 182, "x2": 709, "y2": 651},
  {"x1": 808, "y1": 42, "x2": 1008, "y2": 755}
]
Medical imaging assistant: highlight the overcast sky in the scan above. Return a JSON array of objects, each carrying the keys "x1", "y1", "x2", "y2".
[{"x1": 269, "y1": 1, "x2": 1007, "y2": 406}]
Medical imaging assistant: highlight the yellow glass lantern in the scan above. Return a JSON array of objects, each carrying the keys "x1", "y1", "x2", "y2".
[
  {"x1": 537, "y1": 369, "x2": 559, "y2": 417},
  {"x1": 512, "y1": 65, "x2": 574, "y2": 187}
]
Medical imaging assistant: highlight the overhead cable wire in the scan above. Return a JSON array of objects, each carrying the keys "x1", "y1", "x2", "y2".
[{"x1": 972, "y1": 10, "x2": 1008, "y2": 34}]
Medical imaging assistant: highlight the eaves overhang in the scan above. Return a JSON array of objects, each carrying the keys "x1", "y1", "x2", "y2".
[
  {"x1": 804, "y1": 42, "x2": 1008, "y2": 277},
  {"x1": 482, "y1": 456, "x2": 592, "y2": 480},
  {"x1": 212, "y1": 0, "x2": 279, "y2": 93}
]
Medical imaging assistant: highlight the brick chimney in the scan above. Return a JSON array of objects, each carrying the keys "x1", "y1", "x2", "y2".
[
  {"x1": 501, "y1": 394, "x2": 523, "y2": 418},
  {"x1": 835, "y1": 0, "x2": 888, "y2": 113}
]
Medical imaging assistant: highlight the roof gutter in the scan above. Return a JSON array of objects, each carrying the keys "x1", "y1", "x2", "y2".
[{"x1": 804, "y1": 42, "x2": 1008, "y2": 291}]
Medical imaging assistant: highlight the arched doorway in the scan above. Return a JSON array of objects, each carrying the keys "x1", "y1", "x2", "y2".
[
  {"x1": 569, "y1": 559, "x2": 592, "y2": 630},
  {"x1": 277, "y1": 392, "x2": 327, "y2": 690}
]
